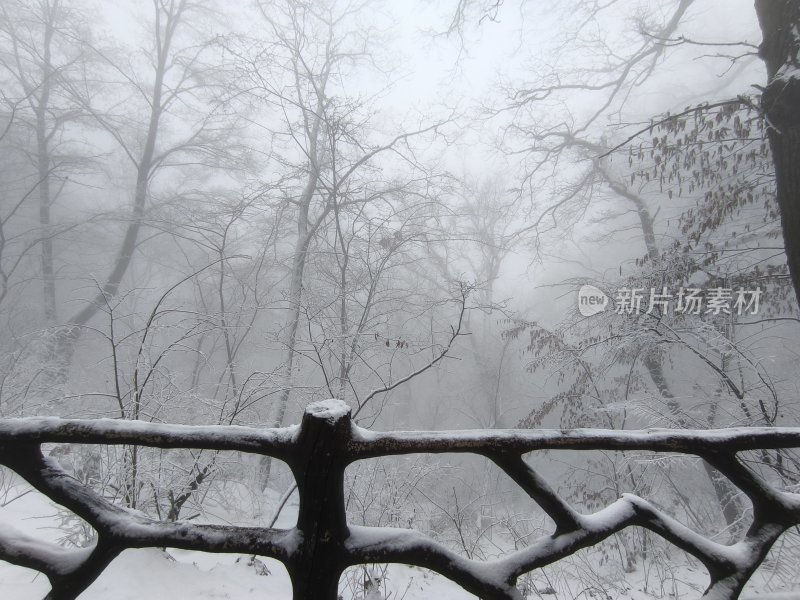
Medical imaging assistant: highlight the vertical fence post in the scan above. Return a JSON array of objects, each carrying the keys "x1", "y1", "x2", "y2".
[{"x1": 287, "y1": 400, "x2": 351, "y2": 600}]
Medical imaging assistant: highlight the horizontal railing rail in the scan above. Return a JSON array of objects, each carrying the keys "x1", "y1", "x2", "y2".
[{"x1": 1, "y1": 399, "x2": 799, "y2": 599}]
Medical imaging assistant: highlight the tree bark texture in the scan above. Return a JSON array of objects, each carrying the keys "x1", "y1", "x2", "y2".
[{"x1": 755, "y1": 0, "x2": 800, "y2": 307}]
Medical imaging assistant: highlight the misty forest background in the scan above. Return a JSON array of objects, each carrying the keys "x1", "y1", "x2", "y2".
[{"x1": 1, "y1": 0, "x2": 799, "y2": 597}]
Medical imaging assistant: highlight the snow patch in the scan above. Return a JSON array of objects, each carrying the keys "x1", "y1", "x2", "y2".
[{"x1": 304, "y1": 399, "x2": 351, "y2": 423}]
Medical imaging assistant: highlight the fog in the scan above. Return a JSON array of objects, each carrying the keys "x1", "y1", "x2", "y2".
[{"x1": 0, "y1": 0, "x2": 798, "y2": 598}]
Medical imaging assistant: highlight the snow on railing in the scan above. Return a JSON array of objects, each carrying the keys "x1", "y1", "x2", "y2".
[{"x1": 1, "y1": 399, "x2": 800, "y2": 599}]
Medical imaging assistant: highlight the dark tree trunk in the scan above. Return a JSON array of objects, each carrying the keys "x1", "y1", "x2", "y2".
[{"x1": 755, "y1": 0, "x2": 800, "y2": 307}]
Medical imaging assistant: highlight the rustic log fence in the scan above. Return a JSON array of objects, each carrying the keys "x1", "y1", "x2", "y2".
[{"x1": 1, "y1": 399, "x2": 800, "y2": 599}]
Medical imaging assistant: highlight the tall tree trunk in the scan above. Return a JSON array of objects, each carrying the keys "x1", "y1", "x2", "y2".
[
  {"x1": 257, "y1": 37, "x2": 328, "y2": 489},
  {"x1": 54, "y1": 1, "x2": 181, "y2": 375},
  {"x1": 273, "y1": 246, "x2": 307, "y2": 429},
  {"x1": 755, "y1": 0, "x2": 800, "y2": 307},
  {"x1": 272, "y1": 173, "x2": 317, "y2": 430},
  {"x1": 259, "y1": 166, "x2": 318, "y2": 492},
  {"x1": 269, "y1": 84, "x2": 324, "y2": 433},
  {"x1": 36, "y1": 0, "x2": 57, "y2": 325},
  {"x1": 26, "y1": 0, "x2": 65, "y2": 396},
  {"x1": 65, "y1": 48, "x2": 166, "y2": 328}
]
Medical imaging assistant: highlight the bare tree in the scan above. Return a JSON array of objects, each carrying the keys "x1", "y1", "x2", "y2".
[
  {"x1": 0, "y1": 0, "x2": 88, "y2": 324},
  {"x1": 57, "y1": 0, "x2": 244, "y2": 352},
  {"x1": 238, "y1": 0, "x2": 449, "y2": 431}
]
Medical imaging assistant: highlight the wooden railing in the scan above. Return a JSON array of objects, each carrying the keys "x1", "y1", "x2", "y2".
[{"x1": 1, "y1": 399, "x2": 800, "y2": 599}]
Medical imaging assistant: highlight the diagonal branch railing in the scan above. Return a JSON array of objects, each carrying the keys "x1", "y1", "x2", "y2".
[{"x1": 1, "y1": 399, "x2": 799, "y2": 599}]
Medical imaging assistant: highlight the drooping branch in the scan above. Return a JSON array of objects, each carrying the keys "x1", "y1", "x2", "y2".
[{"x1": 351, "y1": 283, "x2": 470, "y2": 420}]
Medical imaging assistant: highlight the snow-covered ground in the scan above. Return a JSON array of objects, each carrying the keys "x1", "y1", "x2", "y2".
[{"x1": 5, "y1": 549, "x2": 799, "y2": 600}]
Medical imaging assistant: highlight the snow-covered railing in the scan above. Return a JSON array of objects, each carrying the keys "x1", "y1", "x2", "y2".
[{"x1": 1, "y1": 399, "x2": 800, "y2": 600}]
